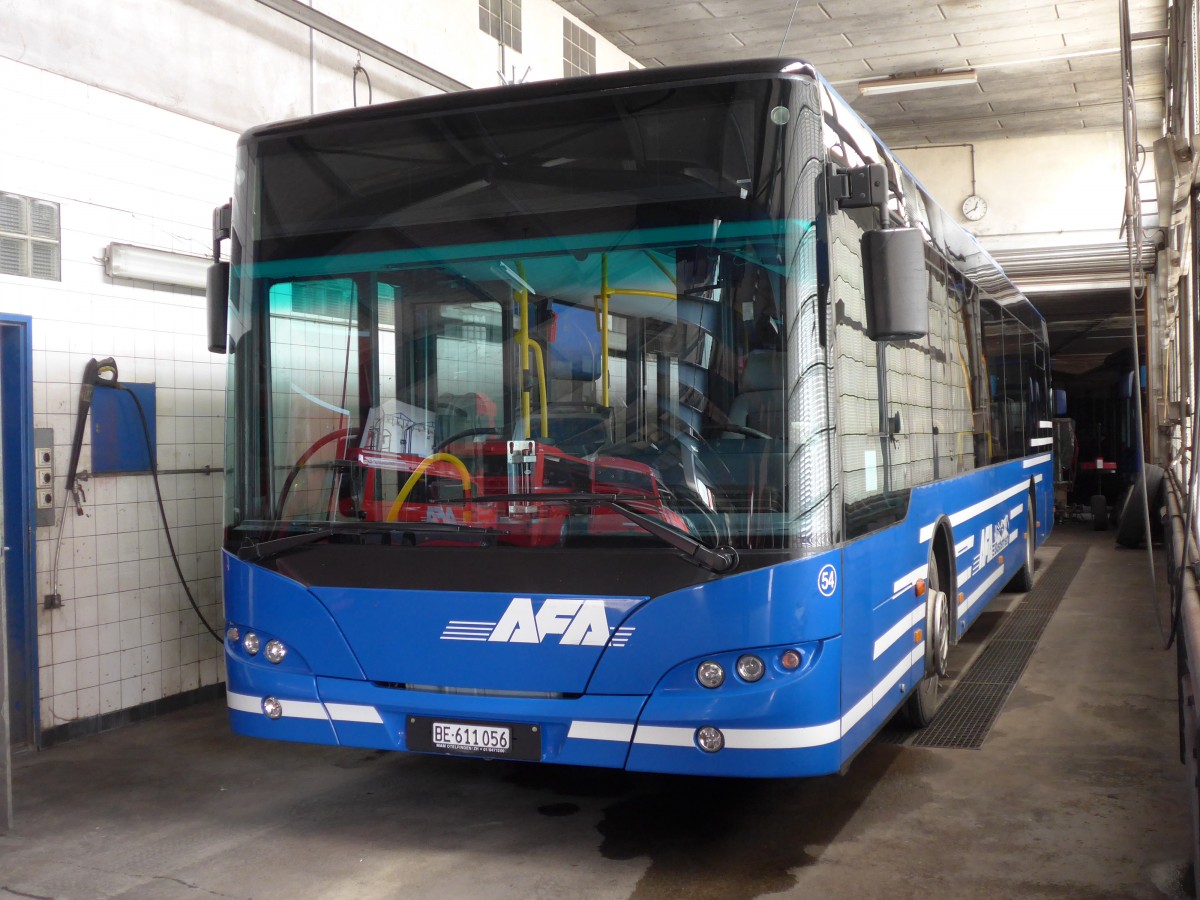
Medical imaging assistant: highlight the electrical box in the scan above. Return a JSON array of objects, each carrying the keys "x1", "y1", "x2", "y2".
[
  {"x1": 34, "y1": 427, "x2": 54, "y2": 526},
  {"x1": 91, "y1": 383, "x2": 156, "y2": 474}
]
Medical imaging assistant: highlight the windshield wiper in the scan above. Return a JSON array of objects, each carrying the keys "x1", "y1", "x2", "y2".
[
  {"x1": 449, "y1": 492, "x2": 739, "y2": 574},
  {"x1": 238, "y1": 521, "x2": 496, "y2": 563}
]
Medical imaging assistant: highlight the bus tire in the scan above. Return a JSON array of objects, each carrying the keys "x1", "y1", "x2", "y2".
[
  {"x1": 1116, "y1": 464, "x2": 1165, "y2": 549},
  {"x1": 1090, "y1": 494, "x2": 1108, "y2": 530},
  {"x1": 1005, "y1": 491, "x2": 1036, "y2": 592},
  {"x1": 900, "y1": 543, "x2": 950, "y2": 728}
]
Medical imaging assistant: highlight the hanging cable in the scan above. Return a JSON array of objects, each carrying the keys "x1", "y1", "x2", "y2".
[
  {"x1": 777, "y1": 0, "x2": 803, "y2": 55},
  {"x1": 56, "y1": 358, "x2": 223, "y2": 642},
  {"x1": 352, "y1": 52, "x2": 372, "y2": 107},
  {"x1": 1120, "y1": 0, "x2": 1165, "y2": 644},
  {"x1": 105, "y1": 381, "x2": 224, "y2": 644}
]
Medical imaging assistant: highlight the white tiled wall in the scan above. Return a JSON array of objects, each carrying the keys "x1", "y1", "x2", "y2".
[
  {"x1": 1, "y1": 57, "x2": 235, "y2": 732},
  {"x1": 0, "y1": 0, "x2": 638, "y2": 737}
]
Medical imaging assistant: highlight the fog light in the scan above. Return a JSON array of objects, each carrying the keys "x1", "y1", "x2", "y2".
[
  {"x1": 780, "y1": 649, "x2": 802, "y2": 670},
  {"x1": 225, "y1": 625, "x2": 240, "y2": 643},
  {"x1": 736, "y1": 654, "x2": 765, "y2": 682},
  {"x1": 696, "y1": 660, "x2": 725, "y2": 688},
  {"x1": 696, "y1": 726, "x2": 725, "y2": 752},
  {"x1": 262, "y1": 697, "x2": 283, "y2": 719},
  {"x1": 242, "y1": 632, "x2": 260, "y2": 655},
  {"x1": 264, "y1": 640, "x2": 287, "y2": 664}
]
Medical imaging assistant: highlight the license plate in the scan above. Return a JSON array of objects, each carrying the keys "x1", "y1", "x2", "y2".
[
  {"x1": 433, "y1": 721, "x2": 510, "y2": 754},
  {"x1": 407, "y1": 716, "x2": 541, "y2": 761}
]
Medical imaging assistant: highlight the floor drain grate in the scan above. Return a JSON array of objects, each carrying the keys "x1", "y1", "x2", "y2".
[{"x1": 909, "y1": 543, "x2": 1088, "y2": 749}]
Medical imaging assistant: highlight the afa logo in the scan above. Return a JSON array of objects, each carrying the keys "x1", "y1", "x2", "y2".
[{"x1": 441, "y1": 598, "x2": 636, "y2": 647}]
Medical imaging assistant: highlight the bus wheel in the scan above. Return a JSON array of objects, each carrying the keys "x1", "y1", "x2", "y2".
[
  {"x1": 1005, "y1": 492, "x2": 1035, "y2": 592},
  {"x1": 900, "y1": 549, "x2": 950, "y2": 727}
]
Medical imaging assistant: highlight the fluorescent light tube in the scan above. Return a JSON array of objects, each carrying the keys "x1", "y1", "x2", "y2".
[
  {"x1": 104, "y1": 243, "x2": 210, "y2": 289},
  {"x1": 858, "y1": 70, "x2": 978, "y2": 96}
]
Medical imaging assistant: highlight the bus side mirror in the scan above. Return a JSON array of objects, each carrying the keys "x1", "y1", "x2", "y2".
[
  {"x1": 207, "y1": 201, "x2": 232, "y2": 354},
  {"x1": 207, "y1": 261, "x2": 229, "y2": 354},
  {"x1": 861, "y1": 227, "x2": 928, "y2": 342}
]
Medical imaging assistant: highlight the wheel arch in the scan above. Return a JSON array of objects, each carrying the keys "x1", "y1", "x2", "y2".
[{"x1": 929, "y1": 514, "x2": 958, "y2": 644}]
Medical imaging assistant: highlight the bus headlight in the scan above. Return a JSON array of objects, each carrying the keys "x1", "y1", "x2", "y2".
[
  {"x1": 736, "y1": 654, "x2": 765, "y2": 682},
  {"x1": 696, "y1": 660, "x2": 725, "y2": 688},
  {"x1": 242, "y1": 632, "x2": 260, "y2": 656},
  {"x1": 264, "y1": 640, "x2": 288, "y2": 664},
  {"x1": 262, "y1": 697, "x2": 283, "y2": 719}
]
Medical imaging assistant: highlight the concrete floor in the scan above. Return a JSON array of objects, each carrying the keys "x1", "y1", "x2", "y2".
[{"x1": 0, "y1": 523, "x2": 1192, "y2": 899}]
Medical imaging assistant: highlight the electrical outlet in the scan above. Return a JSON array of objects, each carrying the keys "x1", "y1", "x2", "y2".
[
  {"x1": 43, "y1": 593, "x2": 62, "y2": 610},
  {"x1": 34, "y1": 428, "x2": 55, "y2": 527}
]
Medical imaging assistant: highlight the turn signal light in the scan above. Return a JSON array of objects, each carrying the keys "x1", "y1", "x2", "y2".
[{"x1": 780, "y1": 649, "x2": 802, "y2": 670}]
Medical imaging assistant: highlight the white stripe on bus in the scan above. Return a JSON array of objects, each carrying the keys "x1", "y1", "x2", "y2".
[
  {"x1": 228, "y1": 690, "x2": 382, "y2": 724},
  {"x1": 958, "y1": 565, "x2": 1007, "y2": 620},
  {"x1": 874, "y1": 603, "x2": 924, "y2": 660},
  {"x1": 920, "y1": 480, "x2": 1029, "y2": 543},
  {"x1": 631, "y1": 725, "x2": 697, "y2": 747},
  {"x1": 1029, "y1": 437, "x2": 1054, "y2": 447},
  {"x1": 568, "y1": 720, "x2": 635, "y2": 742},
  {"x1": 892, "y1": 563, "x2": 928, "y2": 597},
  {"x1": 1022, "y1": 453, "x2": 1052, "y2": 468},
  {"x1": 325, "y1": 703, "x2": 384, "y2": 724},
  {"x1": 955, "y1": 535, "x2": 975, "y2": 556},
  {"x1": 1038, "y1": 420, "x2": 1053, "y2": 429}
]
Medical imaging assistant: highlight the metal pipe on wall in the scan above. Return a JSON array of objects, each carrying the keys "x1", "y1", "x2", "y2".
[
  {"x1": 253, "y1": 0, "x2": 469, "y2": 95},
  {"x1": 1166, "y1": 483, "x2": 1200, "y2": 884}
]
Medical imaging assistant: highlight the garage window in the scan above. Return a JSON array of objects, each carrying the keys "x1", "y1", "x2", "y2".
[
  {"x1": 0, "y1": 191, "x2": 60, "y2": 281},
  {"x1": 479, "y1": 0, "x2": 521, "y2": 53},
  {"x1": 563, "y1": 20, "x2": 595, "y2": 78}
]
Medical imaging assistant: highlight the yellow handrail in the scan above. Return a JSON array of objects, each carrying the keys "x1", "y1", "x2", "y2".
[
  {"x1": 514, "y1": 261, "x2": 548, "y2": 438},
  {"x1": 385, "y1": 452, "x2": 472, "y2": 522},
  {"x1": 601, "y1": 255, "x2": 610, "y2": 407}
]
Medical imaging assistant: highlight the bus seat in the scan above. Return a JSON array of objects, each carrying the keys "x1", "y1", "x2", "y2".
[{"x1": 729, "y1": 351, "x2": 783, "y2": 437}]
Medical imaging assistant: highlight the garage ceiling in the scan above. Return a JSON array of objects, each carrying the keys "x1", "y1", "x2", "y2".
[
  {"x1": 557, "y1": 0, "x2": 1169, "y2": 375},
  {"x1": 557, "y1": 0, "x2": 1167, "y2": 146}
]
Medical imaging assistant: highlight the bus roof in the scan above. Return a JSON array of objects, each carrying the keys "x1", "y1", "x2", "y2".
[{"x1": 240, "y1": 57, "x2": 1044, "y2": 336}]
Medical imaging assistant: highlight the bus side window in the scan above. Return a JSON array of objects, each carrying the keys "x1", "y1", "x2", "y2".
[{"x1": 829, "y1": 206, "x2": 895, "y2": 539}]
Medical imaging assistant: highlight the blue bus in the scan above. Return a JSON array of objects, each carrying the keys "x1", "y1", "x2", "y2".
[{"x1": 207, "y1": 59, "x2": 1052, "y2": 777}]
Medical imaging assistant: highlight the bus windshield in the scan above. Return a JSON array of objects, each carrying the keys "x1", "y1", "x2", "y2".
[
  {"x1": 240, "y1": 223, "x2": 819, "y2": 552},
  {"x1": 226, "y1": 75, "x2": 830, "y2": 556}
]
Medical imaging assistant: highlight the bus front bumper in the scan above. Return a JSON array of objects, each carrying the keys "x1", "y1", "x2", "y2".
[{"x1": 225, "y1": 636, "x2": 846, "y2": 778}]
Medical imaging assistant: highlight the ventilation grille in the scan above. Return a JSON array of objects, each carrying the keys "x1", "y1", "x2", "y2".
[
  {"x1": 876, "y1": 543, "x2": 1087, "y2": 749},
  {"x1": 910, "y1": 543, "x2": 1087, "y2": 749}
]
